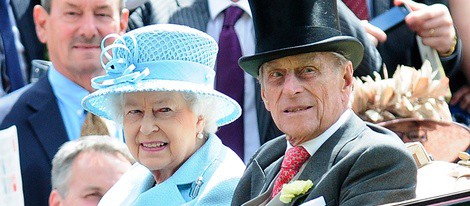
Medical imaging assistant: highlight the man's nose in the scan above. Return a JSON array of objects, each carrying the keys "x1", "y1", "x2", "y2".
[
  {"x1": 78, "y1": 14, "x2": 99, "y2": 39},
  {"x1": 283, "y1": 73, "x2": 304, "y2": 95}
]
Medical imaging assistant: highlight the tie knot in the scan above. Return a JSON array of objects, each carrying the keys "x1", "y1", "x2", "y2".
[
  {"x1": 281, "y1": 146, "x2": 310, "y2": 171},
  {"x1": 81, "y1": 111, "x2": 110, "y2": 136},
  {"x1": 223, "y1": 6, "x2": 244, "y2": 27}
]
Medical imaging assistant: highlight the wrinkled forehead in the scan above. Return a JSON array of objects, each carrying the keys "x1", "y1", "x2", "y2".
[{"x1": 122, "y1": 91, "x2": 185, "y2": 105}]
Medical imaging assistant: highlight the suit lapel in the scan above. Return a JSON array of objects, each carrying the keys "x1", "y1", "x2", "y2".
[
  {"x1": 27, "y1": 76, "x2": 68, "y2": 162},
  {"x1": 296, "y1": 113, "x2": 367, "y2": 204},
  {"x1": 253, "y1": 137, "x2": 286, "y2": 194}
]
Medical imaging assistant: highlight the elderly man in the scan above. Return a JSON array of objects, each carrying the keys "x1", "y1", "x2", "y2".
[
  {"x1": 49, "y1": 136, "x2": 134, "y2": 206},
  {"x1": 231, "y1": 0, "x2": 417, "y2": 205},
  {"x1": 0, "y1": 0, "x2": 129, "y2": 205}
]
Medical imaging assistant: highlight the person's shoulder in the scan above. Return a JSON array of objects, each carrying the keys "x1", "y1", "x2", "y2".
[
  {"x1": 362, "y1": 122, "x2": 406, "y2": 147},
  {"x1": 245, "y1": 135, "x2": 286, "y2": 168},
  {"x1": 0, "y1": 78, "x2": 54, "y2": 127}
]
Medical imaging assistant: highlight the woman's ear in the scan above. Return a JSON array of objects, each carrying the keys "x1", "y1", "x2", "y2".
[{"x1": 196, "y1": 115, "x2": 205, "y2": 133}]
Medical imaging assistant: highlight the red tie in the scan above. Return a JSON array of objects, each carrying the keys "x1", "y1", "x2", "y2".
[
  {"x1": 271, "y1": 146, "x2": 311, "y2": 198},
  {"x1": 343, "y1": 0, "x2": 370, "y2": 20}
]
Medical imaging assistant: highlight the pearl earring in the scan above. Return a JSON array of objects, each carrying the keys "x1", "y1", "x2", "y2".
[{"x1": 197, "y1": 132, "x2": 204, "y2": 139}]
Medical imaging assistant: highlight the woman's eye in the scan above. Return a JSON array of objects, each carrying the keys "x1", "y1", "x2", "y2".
[
  {"x1": 126, "y1": 110, "x2": 141, "y2": 115},
  {"x1": 158, "y1": 108, "x2": 172, "y2": 112}
]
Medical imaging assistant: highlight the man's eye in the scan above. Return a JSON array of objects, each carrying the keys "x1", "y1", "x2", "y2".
[
  {"x1": 271, "y1": 71, "x2": 283, "y2": 77},
  {"x1": 96, "y1": 13, "x2": 111, "y2": 17},
  {"x1": 303, "y1": 67, "x2": 316, "y2": 73},
  {"x1": 84, "y1": 192, "x2": 103, "y2": 200},
  {"x1": 66, "y1": 12, "x2": 79, "y2": 16}
]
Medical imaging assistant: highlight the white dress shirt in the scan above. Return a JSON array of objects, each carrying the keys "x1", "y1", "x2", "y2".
[
  {"x1": 206, "y1": 0, "x2": 259, "y2": 163},
  {"x1": 287, "y1": 109, "x2": 354, "y2": 156}
]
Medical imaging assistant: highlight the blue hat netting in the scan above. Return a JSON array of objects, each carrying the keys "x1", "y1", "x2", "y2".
[{"x1": 93, "y1": 24, "x2": 218, "y2": 89}]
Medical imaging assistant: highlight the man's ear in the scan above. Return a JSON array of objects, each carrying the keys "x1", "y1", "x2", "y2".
[
  {"x1": 33, "y1": 5, "x2": 48, "y2": 43},
  {"x1": 341, "y1": 61, "x2": 354, "y2": 102},
  {"x1": 49, "y1": 189, "x2": 63, "y2": 206},
  {"x1": 119, "y1": 9, "x2": 130, "y2": 35}
]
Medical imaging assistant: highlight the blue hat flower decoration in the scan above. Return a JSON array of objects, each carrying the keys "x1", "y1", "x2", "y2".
[{"x1": 82, "y1": 24, "x2": 241, "y2": 126}]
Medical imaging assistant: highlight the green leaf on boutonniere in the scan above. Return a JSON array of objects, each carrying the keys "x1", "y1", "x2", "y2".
[{"x1": 279, "y1": 180, "x2": 314, "y2": 203}]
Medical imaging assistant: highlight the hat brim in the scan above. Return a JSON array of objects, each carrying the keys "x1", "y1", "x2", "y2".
[
  {"x1": 239, "y1": 36, "x2": 364, "y2": 77},
  {"x1": 82, "y1": 80, "x2": 242, "y2": 126},
  {"x1": 378, "y1": 118, "x2": 470, "y2": 162}
]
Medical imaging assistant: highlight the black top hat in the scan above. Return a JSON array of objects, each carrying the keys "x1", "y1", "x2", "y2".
[{"x1": 239, "y1": 0, "x2": 364, "y2": 77}]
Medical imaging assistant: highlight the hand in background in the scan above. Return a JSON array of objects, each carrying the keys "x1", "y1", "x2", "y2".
[
  {"x1": 360, "y1": 20, "x2": 387, "y2": 47},
  {"x1": 395, "y1": 0, "x2": 456, "y2": 56}
]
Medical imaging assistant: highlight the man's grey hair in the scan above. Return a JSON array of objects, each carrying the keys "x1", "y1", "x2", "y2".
[
  {"x1": 51, "y1": 135, "x2": 134, "y2": 197},
  {"x1": 40, "y1": 0, "x2": 126, "y2": 13},
  {"x1": 257, "y1": 51, "x2": 349, "y2": 84},
  {"x1": 108, "y1": 92, "x2": 219, "y2": 136}
]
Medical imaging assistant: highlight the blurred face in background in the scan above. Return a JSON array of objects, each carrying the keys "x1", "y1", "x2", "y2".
[
  {"x1": 48, "y1": 151, "x2": 132, "y2": 206},
  {"x1": 33, "y1": 0, "x2": 128, "y2": 91}
]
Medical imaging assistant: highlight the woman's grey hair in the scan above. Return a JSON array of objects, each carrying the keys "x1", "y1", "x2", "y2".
[
  {"x1": 257, "y1": 51, "x2": 349, "y2": 84},
  {"x1": 51, "y1": 135, "x2": 134, "y2": 198},
  {"x1": 108, "y1": 91, "x2": 219, "y2": 135}
]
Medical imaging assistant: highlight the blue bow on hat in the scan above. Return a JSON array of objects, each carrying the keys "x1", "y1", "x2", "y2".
[{"x1": 82, "y1": 24, "x2": 241, "y2": 126}]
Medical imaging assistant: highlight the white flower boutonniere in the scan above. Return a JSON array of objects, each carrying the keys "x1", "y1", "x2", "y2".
[{"x1": 279, "y1": 180, "x2": 314, "y2": 204}]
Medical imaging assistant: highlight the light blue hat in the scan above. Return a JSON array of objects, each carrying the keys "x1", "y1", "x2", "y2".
[{"x1": 82, "y1": 24, "x2": 241, "y2": 126}]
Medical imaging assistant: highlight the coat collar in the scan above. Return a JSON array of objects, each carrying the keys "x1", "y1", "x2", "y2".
[
  {"x1": 134, "y1": 134, "x2": 223, "y2": 203},
  {"x1": 26, "y1": 75, "x2": 68, "y2": 162},
  {"x1": 294, "y1": 113, "x2": 367, "y2": 204}
]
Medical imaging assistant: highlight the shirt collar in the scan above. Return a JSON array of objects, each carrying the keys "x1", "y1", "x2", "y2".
[
  {"x1": 287, "y1": 109, "x2": 353, "y2": 156},
  {"x1": 48, "y1": 65, "x2": 90, "y2": 114},
  {"x1": 208, "y1": 0, "x2": 252, "y2": 20}
]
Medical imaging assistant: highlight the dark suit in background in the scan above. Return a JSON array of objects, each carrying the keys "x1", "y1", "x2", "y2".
[
  {"x1": 0, "y1": 75, "x2": 68, "y2": 206},
  {"x1": 126, "y1": 0, "x2": 383, "y2": 155},
  {"x1": 10, "y1": 0, "x2": 45, "y2": 81}
]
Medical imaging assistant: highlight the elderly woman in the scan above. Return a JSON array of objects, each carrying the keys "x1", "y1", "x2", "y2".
[{"x1": 82, "y1": 24, "x2": 245, "y2": 205}]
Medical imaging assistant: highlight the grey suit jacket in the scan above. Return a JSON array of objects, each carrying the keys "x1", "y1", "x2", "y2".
[{"x1": 232, "y1": 113, "x2": 417, "y2": 206}]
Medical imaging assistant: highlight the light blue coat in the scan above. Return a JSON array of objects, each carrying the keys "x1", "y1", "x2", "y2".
[{"x1": 98, "y1": 134, "x2": 245, "y2": 206}]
